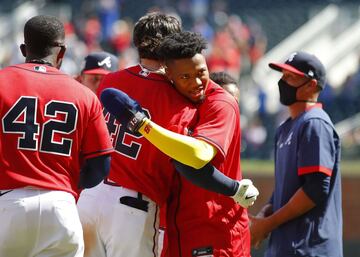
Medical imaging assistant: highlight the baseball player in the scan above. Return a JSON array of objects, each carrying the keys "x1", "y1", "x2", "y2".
[
  {"x1": 77, "y1": 13, "x2": 194, "y2": 257},
  {"x1": 76, "y1": 51, "x2": 119, "y2": 93},
  {"x1": 78, "y1": 13, "x2": 257, "y2": 257},
  {"x1": 101, "y1": 31, "x2": 256, "y2": 257},
  {"x1": 210, "y1": 71, "x2": 240, "y2": 102},
  {"x1": 0, "y1": 15, "x2": 113, "y2": 257}
]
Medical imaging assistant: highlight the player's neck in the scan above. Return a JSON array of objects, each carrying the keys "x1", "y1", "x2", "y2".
[
  {"x1": 139, "y1": 59, "x2": 165, "y2": 74},
  {"x1": 26, "y1": 55, "x2": 55, "y2": 67},
  {"x1": 288, "y1": 102, "x2": 316, "y2": 119}
]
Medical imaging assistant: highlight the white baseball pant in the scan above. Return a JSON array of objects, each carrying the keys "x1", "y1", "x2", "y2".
[
  {"x1": 77, "y1": 181, "x2": 160, "y2": 257},
  {"x1": 0, "y1": 187, "x2": 84, "y2": 257}
]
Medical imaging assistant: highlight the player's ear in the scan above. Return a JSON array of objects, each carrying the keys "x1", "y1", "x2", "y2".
[
  {"x1": 309, "y1": 79, "x2": 317, "y2": 87},
  {"x1": 20, "y1": 44, "x2": 26, "y2": 57},
  {"x1": 164, "y1": 66, "x2": 173, "y2": 82},
  {"x1": 56, "y1": 45, "x2": 66, "y2": 68},
  {"x1": 165, "y1": 72, "x2": 174, "y2": 85},
  {"x1": 57, "y1": 45, "x2": 66, "y2": 61},
  {"x1": 308, "y1": 79, "x2": 319, "y2": 91}
]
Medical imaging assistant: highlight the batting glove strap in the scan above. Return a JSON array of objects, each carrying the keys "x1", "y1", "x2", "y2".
[
  {"x1": 232, "y1": 179, "x2": 259, "y2": 208},
  {"x1": 127, "y1": 111, "x2": 147, "y2": 133}
]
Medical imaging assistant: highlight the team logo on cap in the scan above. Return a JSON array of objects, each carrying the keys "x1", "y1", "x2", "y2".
[
  {"x1": 287, "y1": 52, "x2": 297, "y2": 62},
  {"x1": 98, "y1": 56, "x2": 112, "y2": 68}
]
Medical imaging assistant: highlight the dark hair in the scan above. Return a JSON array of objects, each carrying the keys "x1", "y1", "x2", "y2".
[
  {"x1": 210, "y1": 72, "x2": 238, "y2": 86},
  {"x1": 157, "y1": 31, "x2": 207, "y2": 61},
  {"x1": 133, "y1": 12, "x2": 182, "y2": 60},
  {"x1": 24, "y1": 15, "x2": 65, "y2": 58}
]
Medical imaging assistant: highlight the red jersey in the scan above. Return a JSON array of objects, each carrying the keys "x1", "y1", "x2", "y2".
[
  {"x1": 97, "y1": 65, "x2": 197, "y2": 206},
  {"x1": 0, "y1": 63, "x2": 113, "y2": 198},
  {"x1": 166, "y1": 81, "x2": 250, "y2": 257}
]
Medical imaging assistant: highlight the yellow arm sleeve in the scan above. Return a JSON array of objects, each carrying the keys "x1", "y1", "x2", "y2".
[{"x1": 138, "y1": 118, "x2": 217, "y2": 169}]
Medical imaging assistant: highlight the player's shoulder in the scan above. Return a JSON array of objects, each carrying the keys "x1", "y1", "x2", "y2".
[
  {"x1": 4, "y1": 63, "x2": 64, "y2": 75},
  {"x1": 0, "y1": 63, "x2": 85, "y2": 91},
  {"x1": 207, "y1": 81, "x2": 237, "y2": 102},
  {"x1": 203, "y1": 81, "x2": 239, "y2": 112},
  {"x1": 0, "y1": 63, "x2": 30, "y2": 77},
  {"x1": 302, "y1": 105, "x2": 333, "y2": 126},
  {"x1": 100, "y1": 66, "x2": 136, "y2": 87},
  {"x1": 101, "y1": 65, "x2": 181, "y2": 96},
  {"x1": 111, "y1": 65, "x2": 170, "y2": 84}
]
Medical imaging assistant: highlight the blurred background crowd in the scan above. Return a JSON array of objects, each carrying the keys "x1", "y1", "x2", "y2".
[{"x1": 1, "y1": 0, "x2": 360, "y2": 160}]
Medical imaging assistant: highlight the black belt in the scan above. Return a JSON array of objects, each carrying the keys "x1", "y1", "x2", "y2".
[
  {"x1": 103, "y1": 178, "x2": 149, "y2": 212},
  {"x1": 120, "y1": 192, "x2": 149, "y2": 212},
  {"x1": 0, "y1": 190, "x2": 13, "y2": 197}
]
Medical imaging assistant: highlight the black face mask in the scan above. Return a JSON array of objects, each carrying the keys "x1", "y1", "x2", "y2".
[{"x1": 278, "y1": 79, "x2": 309, "y2": 106}]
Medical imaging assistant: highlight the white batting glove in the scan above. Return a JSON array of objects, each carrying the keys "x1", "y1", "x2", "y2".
[{"x1": 231, "y1": 179, "x2": 259, "y2": 208}]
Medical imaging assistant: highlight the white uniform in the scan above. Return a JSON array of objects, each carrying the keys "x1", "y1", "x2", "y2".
[
  {"x1": 0, "y1": 188, "x2": 83, "y2": 257},
  {"x1": 77, "y1": 180, "x2": 160, "y2": 257}
]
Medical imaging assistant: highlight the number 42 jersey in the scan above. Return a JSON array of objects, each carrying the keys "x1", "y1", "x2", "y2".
[{"x1": 0, "y1": 63, "x2": 113, "y2": 198}]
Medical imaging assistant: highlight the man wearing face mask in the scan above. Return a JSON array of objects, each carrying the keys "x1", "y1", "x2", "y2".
[{"x1": 250, "y1": 51, "x2": 343, "y2": 257}]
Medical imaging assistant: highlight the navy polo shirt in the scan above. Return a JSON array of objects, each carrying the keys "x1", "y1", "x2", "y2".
[{"x1": 265, "y1": 105, "x2": 343, "y2": 257}]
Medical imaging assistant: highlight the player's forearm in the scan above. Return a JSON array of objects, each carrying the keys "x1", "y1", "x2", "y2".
[
  {"x1": 78, "y1": 154, "x2": 111, "y2": 189},
  {"x1": 138, "y1": 119, "x2": 217, "y2": 169},
  {"x1": 173, "y1": 160, "x2": 259, "y2": 208},
  {"x1": 267, "y1": 188, "x2": 315, "y2": 230},
  {"x1": 172, "y1": 160, "x2": 238, "y2": 196}
]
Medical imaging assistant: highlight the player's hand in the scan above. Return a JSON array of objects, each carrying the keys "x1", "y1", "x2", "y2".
[
  {"x1": 249, "y1": 214, "x2": 269, "y2": 249},
  {"x1": 232, "y1": 179, "x2": 259, "y2": 208},
  {"x1": 100, "y1": 88, "x2": 146, "y2": 133}
]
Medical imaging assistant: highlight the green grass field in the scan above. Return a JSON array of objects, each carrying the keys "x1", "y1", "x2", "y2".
[{"x1": 242, "y1": 159, "x2": 360, "y2": 176}]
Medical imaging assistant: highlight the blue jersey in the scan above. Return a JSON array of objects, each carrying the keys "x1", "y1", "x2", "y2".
[{"x1": 266, "y1": 105, "x2": 342, "y2": 257}]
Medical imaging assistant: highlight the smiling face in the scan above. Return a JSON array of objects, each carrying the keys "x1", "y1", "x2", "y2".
[{"x1": 165, "y1": 53, "x2": 210, "y2": 103}]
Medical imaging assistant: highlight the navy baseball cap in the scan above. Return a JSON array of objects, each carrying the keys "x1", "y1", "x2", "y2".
[
  {"x1": 269, "y1": 51, "x2": 326, "y2": 89},
  {"x1": 82, "y1": 52, "x2": 119, "y2": 75}
]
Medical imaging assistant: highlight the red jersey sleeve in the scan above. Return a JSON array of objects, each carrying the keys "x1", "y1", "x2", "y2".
[{"x1": 192, "y1": 84, "x2": 240, "y2": 161}]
